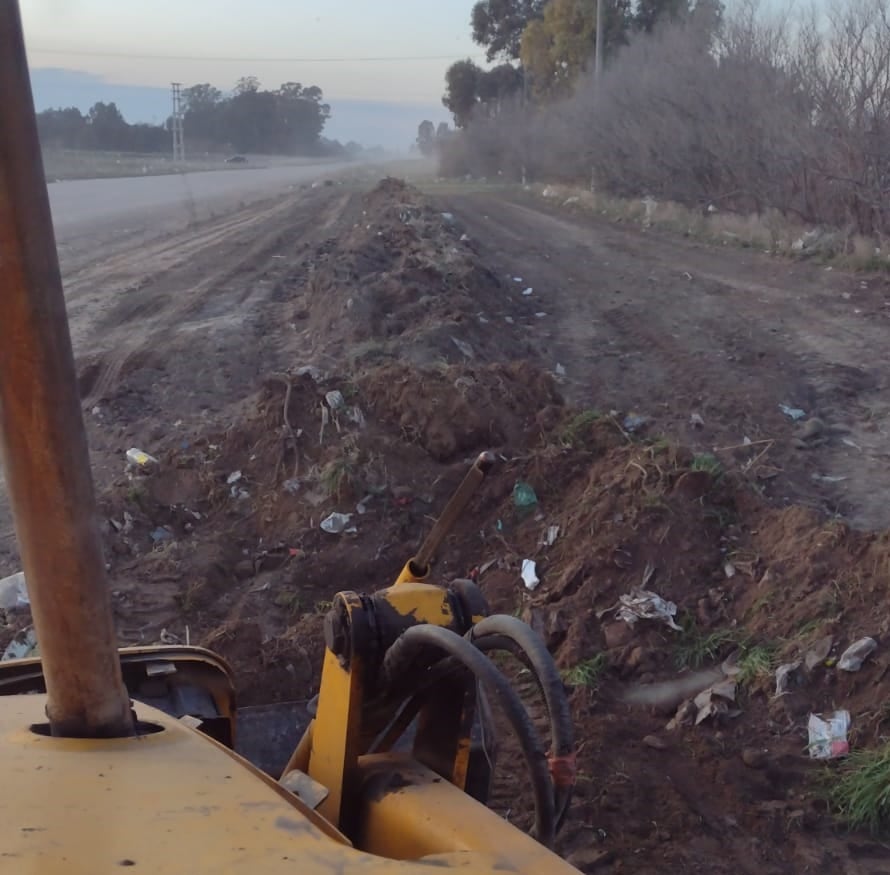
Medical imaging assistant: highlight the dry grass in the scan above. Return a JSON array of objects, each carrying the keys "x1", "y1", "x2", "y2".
[{"x1": 537, "y1": 183, "x2": 890, "y2": 271}]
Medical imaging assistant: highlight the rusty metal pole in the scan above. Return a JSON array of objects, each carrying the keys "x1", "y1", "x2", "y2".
[{"x1": 0, "y1": 3, "x2": 134, "y2": 737}]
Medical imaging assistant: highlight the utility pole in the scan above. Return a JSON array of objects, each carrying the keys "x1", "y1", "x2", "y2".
[
  {"x1": 594, "y1": 0, "x2": 604, "y2": 83},
  {"x1": 171, "y1": 82, "x2": 185, "y2": 162}
]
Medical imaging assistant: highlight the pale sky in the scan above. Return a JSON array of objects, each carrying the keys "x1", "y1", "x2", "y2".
[{"x1": 21, "y1": 0, "x2": 483, "y2": 104}]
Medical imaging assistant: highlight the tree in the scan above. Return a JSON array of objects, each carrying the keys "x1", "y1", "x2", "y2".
[
  {"x1": 520, "y1": 0, "x2": 631, "y2": 99},
  {"x1": 634, "y1": 0, "x2": 688, "y2": 32},
  {"x1": 85, "y1": 101, "x2": 128, "y2": 150},
  {"x1": 443, "y1": 59, "x2": 524, "y2": 127},
  {"x1": 443, "y1": 59, "x2": 483, "y2": 127},
  {"x1": 472, "y1": 0, "x2": 547, "y2": 60},
  {"x1": 182, "y1": 83, "x2": 222, "y2": 147},
  {"x1": 276, "y1": 82, "x2": 331, "y2": 152},
  {"x1": 234, "y1": 76, "x2": 261, "y2": 95},
  {"x1": 417, "y1": 120, "x2": 436, "y2": 156}
]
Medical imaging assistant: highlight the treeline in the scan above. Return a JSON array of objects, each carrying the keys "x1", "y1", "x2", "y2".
[
  {"x1": 441, "y1": 0, "x2": 890, "y2": 237},
  {"x1": 37, "y1": 77, "x2": 343, "y2": 156}
]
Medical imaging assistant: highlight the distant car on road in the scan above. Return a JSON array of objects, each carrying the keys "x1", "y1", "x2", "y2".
[{"x1": 225, "y1": 155, "x2": 248, "y2": 164}]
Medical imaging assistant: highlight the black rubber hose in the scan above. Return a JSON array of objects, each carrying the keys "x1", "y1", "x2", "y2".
[
  {"x1": 466, "y1": 615, "x2": 576, "y2": 829},
  {"x1": 381, "y1": 623, "x2": 557, "y2": 848}
]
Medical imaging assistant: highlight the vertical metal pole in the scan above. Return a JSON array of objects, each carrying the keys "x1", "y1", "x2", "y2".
[
  {"x1": 595, "y1": 0, "x2": 604, "y2": 82},
  {"x1": 0, "y1": 2, "x2": 134, "y2": 737}
]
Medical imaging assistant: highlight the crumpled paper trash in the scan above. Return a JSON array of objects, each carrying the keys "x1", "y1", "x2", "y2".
[
  {"x1": 808, "y1": 711, "x2": 850, "y2": 759},
  {"x1": 615, "y1": 588, "x2": 682, "y2": 631},
  {"x1": 693, "y1": 677, "x2": 738, "y2": 724}
]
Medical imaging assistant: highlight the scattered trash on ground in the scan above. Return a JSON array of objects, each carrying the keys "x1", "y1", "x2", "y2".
[
  {"x1": 450, "y1": 336, "x2": 475, "y2": 359},
  {"x1": 838, "y1": 637, "x2": 877, "y2": 672},
  {"x1": 542, "y1": 525, "x2": 560, "y2": 547},
  {"x1": 808, "y1": 711, "x2": 850, "y2": 759},
  {"x1": 283, "y1": 478, "x2": 301, "y2": 495},
  {"x1": 522, "y1": 287, "x2": 534, "y2": 296},
  {"x1": 779, "y1": 404, "x2": 807, "y2": 421},
  {"x1": 0, "y1": 571, "x2": 29, "y2": 611},
  {"x1": 441, "y1": 212, "x2": 455, "y2": 223},
  {"x1": 521, "y1": 559, "x2": 540, "y2": 591},
  {"x1": 320, "y1": 512, "x2": 353, "y2": 535},
  {"x1": 150, "y1": 527, "x2": 174, "y2": 543},
  {"x1": 555, "y1": 363, "x2": 566, "y2": 377},
  {"x1": 512, "y1": 481, "x2": 538, "y2": 509},
  {"x1": 690, "y1": 412, "x2": 705, "y2": 428},
  {"x1": 693, "y1": 677, "x2": 738, "y2": 724},
  {"x1": 126, "y1": 448, "x2": 158, "y2": 470},
  {"x1": 723, "y1": 560, "x2": 736, "y2": 579},
  {"x1": 227, "y1": 470, "x2": 243, "y2": 485},
  {"x1": 2, "y1": 627, "x2": 37, "y2": 661},
  {"x1": 623, "y1": 413, "x2": 650, "y2": 433},
  {"x1": 603, "y1": 588, "x2": 682, "y2": 631},
  {"x1": 774, "y1": 661, "x2": 802, "y2": 696},
  {"x1": 325, "y1": 390, "x2": 346, "y2": 411}
]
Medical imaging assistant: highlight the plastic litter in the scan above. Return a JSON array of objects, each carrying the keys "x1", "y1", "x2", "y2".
[
  {"x1": 320, "y1": 512, "x2": 353, "y2": 534},
  {"x1": 543, "y1": 525, "x2": 560, "y2": 547},
  {"x1": 838, "y1": 637, "x2": 877, "y2": 672},
  {"x1": 126, "y1": 448, "x2": 158, "y2": 470},
  {"x1": 325, "y1": 390, "x2": 346, "y2": 411},
  {"x1": 693, "y1": 677, "x2": 738, "y2": 724},
  {"x1": 623, "y1": 413, "x2": 650, "y2": 433},
  {"x1": 227, "y1": 470, "x2": 243, "y2": 485},
  {"x1": 0, "y1": 571, "x2": 29, "y2": 611},
  {"x1": 522, "y1": 287, "x2": 534, "y2": 296},
  {"x1": 283, "y1": 478, "x2": 301, "y2": 495},
  {"x1": 441, "y1": 212, "x2": 455, "y2": 223},
  {"x1": 808, "y1": 711, "x2": 850, "y2": 759},
  {"x1": 555, "y1": 363, "x2": 566, "y2": 377},
  {"x1": 611, "y1": 588, "x2": 682, "y2": 631},
  {"x1": 2, "y1": 627, "x2": 37, "y2": 661},
  {"x1": 450, "y1": 337, "x2": 475, "y2": 359},
  {"x1": 512, "y1": 481, "x2": 538, "y2": 509},
  {"x1": 521, "y1": 559, "x2": 540, "y2": 591},
  {"x1": 356, "y1": 495, "x2": 375, "y2": 515},
  {"x1": 774, "y1": 660, "x2": 801, "y2": 696},
  {"x1": 690, "y1": 413, "x2": 705, "y2": 428},
  {"x1": 779, "y1": 404, "x2": 806, "y2": 421}
]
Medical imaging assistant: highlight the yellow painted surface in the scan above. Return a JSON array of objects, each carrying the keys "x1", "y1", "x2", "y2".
[{"x1": 0, "y1": 694, "x2": 577, "y2": 873}]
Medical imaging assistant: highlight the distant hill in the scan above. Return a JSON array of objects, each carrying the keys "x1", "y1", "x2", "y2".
[{"x1": 29, "y1": 68, "x2": 449, "y2": 151}]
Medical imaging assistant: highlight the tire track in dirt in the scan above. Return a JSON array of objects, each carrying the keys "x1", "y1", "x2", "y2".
[
  {"x1": 73, "y1": 188, "x2": 352, "y2": 413},
  {"x1": 443, "y1": 192, "x2": 890, "y2": 529}
]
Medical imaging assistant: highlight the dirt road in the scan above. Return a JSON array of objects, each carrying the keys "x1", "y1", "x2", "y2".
[
  {"x1": 2, "y1": 178, "x2": 890, "y2": 873},
  {"x1": 447, "y1": 191, "x2": 890, "y2": 530}
]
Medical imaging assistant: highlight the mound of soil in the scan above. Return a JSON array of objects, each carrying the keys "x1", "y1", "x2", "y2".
[{"x1": 283, "y1": 178, "x2": 541, "y2": 368}]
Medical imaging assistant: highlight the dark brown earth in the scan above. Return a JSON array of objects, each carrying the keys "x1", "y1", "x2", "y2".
[{"x1": 2, "y1": 176, "x2": 890, "y2": 873}]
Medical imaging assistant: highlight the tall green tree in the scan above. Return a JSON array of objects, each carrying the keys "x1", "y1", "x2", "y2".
[
  {"x1": 520, "y1": 0, "x2": 631, "y2": 99},
  {"x1": 471, "y1": 0, "x2": 547, "y2": 60}
]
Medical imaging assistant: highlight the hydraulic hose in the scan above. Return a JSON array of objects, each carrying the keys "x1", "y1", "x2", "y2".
[
  {"x1": 466, "y1": 615, "x2": 576, "y2": 828},
  {"x1": 381, "y1": 623, "x2": 557, "y2": 848}
]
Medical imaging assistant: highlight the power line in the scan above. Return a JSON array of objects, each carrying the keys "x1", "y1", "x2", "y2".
[{"x1": 28, "y1": 46, "x2": 485, "y2": 64}]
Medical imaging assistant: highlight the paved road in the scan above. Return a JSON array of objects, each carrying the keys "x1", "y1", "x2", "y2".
[{"x1": 47, "y1": 160, "x2": 350, "y2": 258}]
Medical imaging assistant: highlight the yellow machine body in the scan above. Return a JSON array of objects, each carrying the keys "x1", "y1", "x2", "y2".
[{"x1": 0, "y1": 692, "x2": 577, "y2": 873}]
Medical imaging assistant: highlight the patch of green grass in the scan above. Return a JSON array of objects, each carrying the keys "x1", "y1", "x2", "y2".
[
  {"x1": 559, "y1": 409, "x2": 601, "y2": 447},
  {"x1": 562, "y1": 654, "x2": 608, "y2": 689},
  {"x1": 736, "y1": 643, "x2": 777, "y2": 686},
  {"x1": 274, "y1": 590, "x2": 303, "y2": 615},
  {"x1": 674, "y1": 619, "x2": 741, "y2": 670},
  {"x1": 691, "y1": 453, "x2": 723, "y2": 478},
  {"x1": 320, "y1": 457, "x2": 356, "y2": 499},
  {"x1": 827, "y1": 742, "x2": 890, "y2": 834}
]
